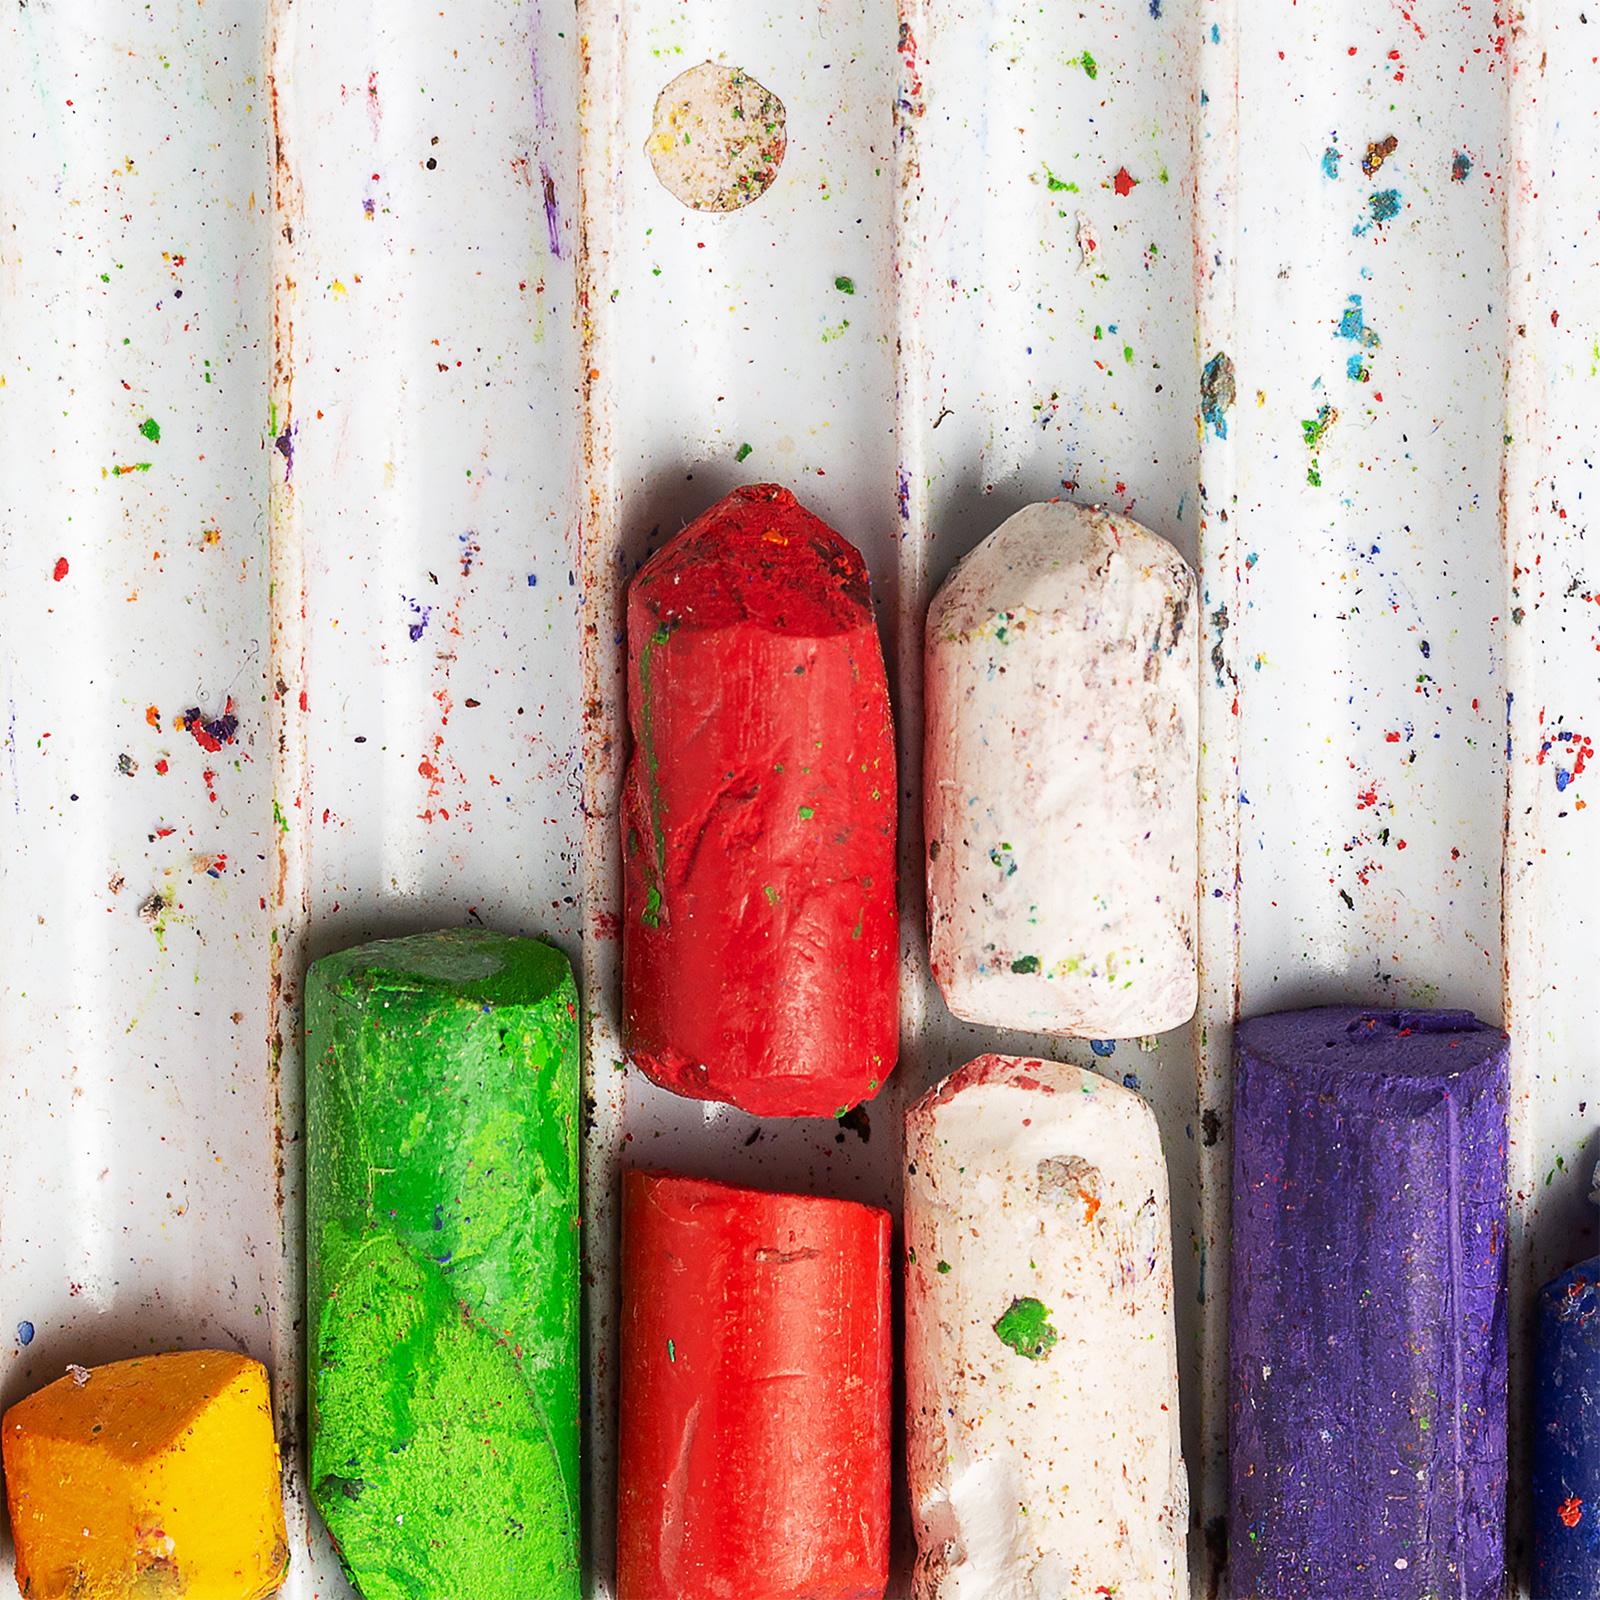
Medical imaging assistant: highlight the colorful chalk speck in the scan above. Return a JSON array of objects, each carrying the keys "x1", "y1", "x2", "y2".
[
  {"x1": 994, "y1": 1296, "x2": 1058, "y2": 1361},
  {"x1": 1361, "y1": 135, "x2": 1398, "y2": 177},
  {"x1": 1337, "y1": 293, "x2": 1381, "y2": 382},
  {"x1": 1536, "y1": 727, "x2": 1593, "y2": 793},
  {"x1": 1322, "y1": 144, "x2": 1342, "y2": 179},
  {"x1": 16, "y1": 1321, "x2": 33, "y2": 1346},
  {"x1": 405, "y1": 596, "x2": 434, "y2": 641},
  {"x1": 1302, "y1": 405, "x2": 1338, "y2": 487},
  {"x1": 181, "y1": 699, "x2": 239, "y2": 753},
  {"x1": 139, "y1": 417, "x2": 162, "y2": 443},
  {"x1": 1452, "y1": 150, "x2": 1475, "y2": 182},
  {"x1": 1201, "y1": 351, "x2": 1236, "y2": 439}
]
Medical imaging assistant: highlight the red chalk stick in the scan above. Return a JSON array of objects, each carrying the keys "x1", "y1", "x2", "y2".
[
  {"x1": 621, "y1": 483, "x2": 898, "y2": 1118},
  {"x1": 617, "y1": 1170, "x2": 892, "y2": 1600}
]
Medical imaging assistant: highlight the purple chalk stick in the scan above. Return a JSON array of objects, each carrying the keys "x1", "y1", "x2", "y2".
[{"x1": 1229, "y1": 1006, "x2": 1509, "y2": 1600}]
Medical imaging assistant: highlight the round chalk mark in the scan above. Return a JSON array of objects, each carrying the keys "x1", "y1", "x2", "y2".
[{"x1": 646, "y1": 62, "x2": 787, "y2": 214}]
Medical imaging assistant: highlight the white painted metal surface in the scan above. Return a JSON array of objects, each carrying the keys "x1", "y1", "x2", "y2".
[{"x1": 1, "y1": 2, "x2": 1594, "y2": 1598}]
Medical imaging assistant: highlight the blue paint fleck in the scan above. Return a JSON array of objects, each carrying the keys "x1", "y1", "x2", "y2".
[
  {"x1": 404, "y1": 596, "x2": 434, "y2": 642},
  {"x1": 1337, "y1": 293, "x2": 1381, "y2": 381},
  {"x1": 1122, "y1": 1072, "x2": 1141, "y2": 1090},
  {"x1": 1090, "y1": 1039, "x2": 1116, "y2": 1058},
  {"x1": 16, "y1": 1321, "x2": 33, "y2": 1346},
  {"x1": 527, "y1": 573, "x2": 538, "y2": 587},
  {"x1": 1452, "y1": 150, "x2": 1474, "y2": 183},
  {"x1": 1322, "y1": 145, "x2": 1341, "y2": 180},
  {"x1": 1210, "y1": 22, "x2": 1220, "y2": 41},
  {"x1": 1149, "y1": 0, "x2": 1162, "y2": 15},
  {"x1": 1352, "y1": 189, "x2": 1402, "y2": 236}
]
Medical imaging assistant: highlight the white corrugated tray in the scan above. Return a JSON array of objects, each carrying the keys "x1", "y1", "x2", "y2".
[{"x1": 1, "y1": 2, "x2": 1594, "y2": 1596}]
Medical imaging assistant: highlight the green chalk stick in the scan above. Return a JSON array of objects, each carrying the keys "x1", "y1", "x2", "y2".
[{"x1": 307, "y1": 929, "x2": 581, "y2": 1600}]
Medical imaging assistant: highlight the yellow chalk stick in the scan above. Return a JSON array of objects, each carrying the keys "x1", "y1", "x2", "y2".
[{"x1": 2, "y1": 1349, "x2": 288, "y2": 1600}]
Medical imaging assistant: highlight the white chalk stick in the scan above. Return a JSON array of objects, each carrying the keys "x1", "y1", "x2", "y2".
[
  {"x1": 905, "y1": 1053, "x2": 1188, "y2": 1600},
  {"x1": 924, "y1": 501, "x2": 1198, "y2": 1038}
]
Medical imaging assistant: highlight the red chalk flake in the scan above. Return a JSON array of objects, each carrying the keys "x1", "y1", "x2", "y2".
[
  {"x1": 1559, "y1": 1495, "x2": 1584, "y2": 1529},
  {"x1": 1112, "y1": 166, "x2": 1138, "y2": 196},
  {"x1": 51, "y1": 557, "x2": 69, "y2": 582}
]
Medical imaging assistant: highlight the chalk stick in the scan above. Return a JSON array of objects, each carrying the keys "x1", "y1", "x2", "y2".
[
  {"x1": 622, "y1": 482, "x2": 898, "y2": 1118},
  {"x1": 2, "y1": 1349, "x2": 288, "y2": 1600},
  {"x1": 1229, "y1": 1006, "x2": 1509, "y2": 1600},
  {"x1": 924, "y1": 501, "x2": 1197, "y2": 1038},
  {"x1": 1531, "y1": 1167, "x2": 1600, "y2": 1599},
  {"x1": 617, "y1": 1170, "x2": 892, "y2": 1600},
  {"x1": 306, "y1": 929, "x2": 580, "y2": 1600},
  {"x1": 904, "y1": 1054, "x2": 1188, "y2": 1599}
]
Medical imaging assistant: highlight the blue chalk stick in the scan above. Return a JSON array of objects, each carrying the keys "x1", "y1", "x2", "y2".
[{"x1": 1533, "y1": 1250, "x2": 1600, "y2": 1598}]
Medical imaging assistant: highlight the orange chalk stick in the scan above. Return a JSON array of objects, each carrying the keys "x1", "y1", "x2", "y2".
[{"x1": 2, "y1": 1349, "x2": 289, "y2": 1600}]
